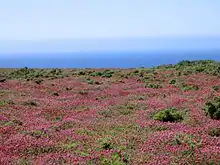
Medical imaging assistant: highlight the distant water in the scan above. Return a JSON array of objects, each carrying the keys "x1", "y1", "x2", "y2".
[{"x1": 1, "y1": 51, "x2": 220, "y2": 68}]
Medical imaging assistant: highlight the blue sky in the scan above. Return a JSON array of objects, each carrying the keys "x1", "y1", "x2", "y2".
[{"x1": 0, "y1": 0, "x2": 220, "y2": 54}]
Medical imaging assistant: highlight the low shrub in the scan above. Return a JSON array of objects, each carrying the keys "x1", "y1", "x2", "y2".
[
  {"x1": 145, "y1": 83, "x2": 163, "y2": 89},
  {"x1": 203, "y1": 97, "x2": 220, "y2": 120},
  {"x1": 153, "y1": 108, "x2": 184, "y2": 122},
  {"x1": 208, "y1": 128, "x2": 220, "y2": 137},
  {"x1": 181, "y1": 83, "x2": 199, "y2": 92},
  {"x1": 99, "y1": 137, "x2": 113, "y2": 150},
  {"x1": 169, "y1": 79, "x2": 176, "y2": 84}
]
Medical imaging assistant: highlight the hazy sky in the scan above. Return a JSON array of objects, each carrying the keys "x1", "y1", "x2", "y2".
[{"x1": 0, "y1": 0, "x2": 220, "y2": 40}]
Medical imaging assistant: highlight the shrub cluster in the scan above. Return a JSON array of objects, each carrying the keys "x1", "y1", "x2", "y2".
[
  {"x1": 7, "y1": 67, "x2": 63, "y2": 81},
  {"x1": 203, "y1": 97, "x2": 220, "y2": 120},
  {"x1": 153, "y1": 108, "x2": 184, "y2": 122}
]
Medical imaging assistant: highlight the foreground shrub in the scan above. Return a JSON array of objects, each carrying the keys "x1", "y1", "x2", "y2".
[
  {"x1": 153, "y1": 108, "x2": 184, "y2": 122},
  {"x1": 203, "y1": 97, "x2": 220, "y2": 120}
]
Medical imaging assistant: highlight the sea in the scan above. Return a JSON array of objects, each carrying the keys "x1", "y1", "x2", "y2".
[{"x1": 0, "y1": 51, "x2": 220, "y2": 68}]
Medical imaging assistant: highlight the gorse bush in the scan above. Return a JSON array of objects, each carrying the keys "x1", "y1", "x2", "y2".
[
  {"x1": 90, "y1": 69, "x2": 115, "y2": 78},
  {"x1": 153, "y1": 108, "x2": 184, "y2": 122},
  {"x1": 181, "y1": 83, "x2": 199, "y2": 92},
  {"x1": 7, "y1": 67, "x2": 64, "y2": 81},
  {"x1": 145, "y1": 83, "x2": 163, "y2": 89},
  {"x1": 169, "y1": 79, "x2": 176, "y2": 84},
  {"x1": 156, "y1": 60, "x2": 220, "y2": 76},
  {"x1": 203, "y1": 97, "x2": 220, "y2": 120}
]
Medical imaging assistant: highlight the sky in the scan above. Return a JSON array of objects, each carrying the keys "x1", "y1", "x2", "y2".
[{"x1": 0, "y1": 0, "x2": 220, "y2": 54}]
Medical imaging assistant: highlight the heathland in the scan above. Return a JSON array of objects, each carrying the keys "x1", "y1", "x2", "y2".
[{"x1": 0, "y1": 60, "x2": 220, "y2": 164}]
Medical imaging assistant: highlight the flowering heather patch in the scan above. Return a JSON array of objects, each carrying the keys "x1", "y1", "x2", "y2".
[{"x1": 1, "y1": 61, "x2": 220, "y2": 164}]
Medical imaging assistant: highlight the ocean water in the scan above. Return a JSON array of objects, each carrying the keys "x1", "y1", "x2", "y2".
[{"x1": 1, "y1": 51, "x2": 220, "y2": 68}]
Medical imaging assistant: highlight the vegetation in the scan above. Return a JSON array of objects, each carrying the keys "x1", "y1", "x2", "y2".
[
  {"x1": 1, "y1": 60, "x2": 220, "y2": 164},
  {"x1": 153, "y1": 108, "x2": 184, "y2": 122},
  {"x1": 203, "y1": 96, "x2": 220, "y2": 120}
]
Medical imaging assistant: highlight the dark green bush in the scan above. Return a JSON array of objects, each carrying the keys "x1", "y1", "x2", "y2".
[
  {"x1": 145, "y1": 83, "x2": 163, "y2": 89},
  {"x1": 203, "y1": 97, "x2": 220, "y2": 120},
  {"x1": 181, "y1": 84, "x2": 199, "y2": 92},
  {"x1": 52, "y1": 92, "x2": 59, "y2": 96},
  {"x1": 153, "y1": 108, "x2": 183, "y2": 122},
  {"x1": 169, "y1": 79, "x2": 176, "y2": 84}
]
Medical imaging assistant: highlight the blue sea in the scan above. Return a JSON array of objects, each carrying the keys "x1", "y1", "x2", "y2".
[{"x1": 1, "y1": 51, "x2": 220, "y2": 68}]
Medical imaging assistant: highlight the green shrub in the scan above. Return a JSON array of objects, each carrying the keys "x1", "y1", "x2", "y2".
[
  {"x1": 208, "y1": 128, "x2": 220, "y2": 137},
  {"x1": 8, "y1": 68, "x2": 64, "y2": 80},
  {"x1": 203, "y1": 97, "x2": 220, "y2": 120},
  {"x1": 90, "y1": 71, "x2": 103, "y2": 77},
  {"x1": 145, "y1": 83, "x2": 163, "y2": 89},
  {"x1": 181, "y1": 84, "x2": 199, "y2": 92},
  {"x1": 99, "y1": 137, "x2": 113, "y2": 150},
  {"x1": 169, "y1": 79, "x2": 176, "y2": 84},
  {"x1": 153, "y1": 108, "x2": 183, "y2": 122}
]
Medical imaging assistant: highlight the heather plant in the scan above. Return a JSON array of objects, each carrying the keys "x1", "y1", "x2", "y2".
[
  {"x1": 203, "y1": 96, "x2": 220, "y2": 120},
  {"x1": 153, "y1": 108, "x2": 184, "y2": 122}
]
